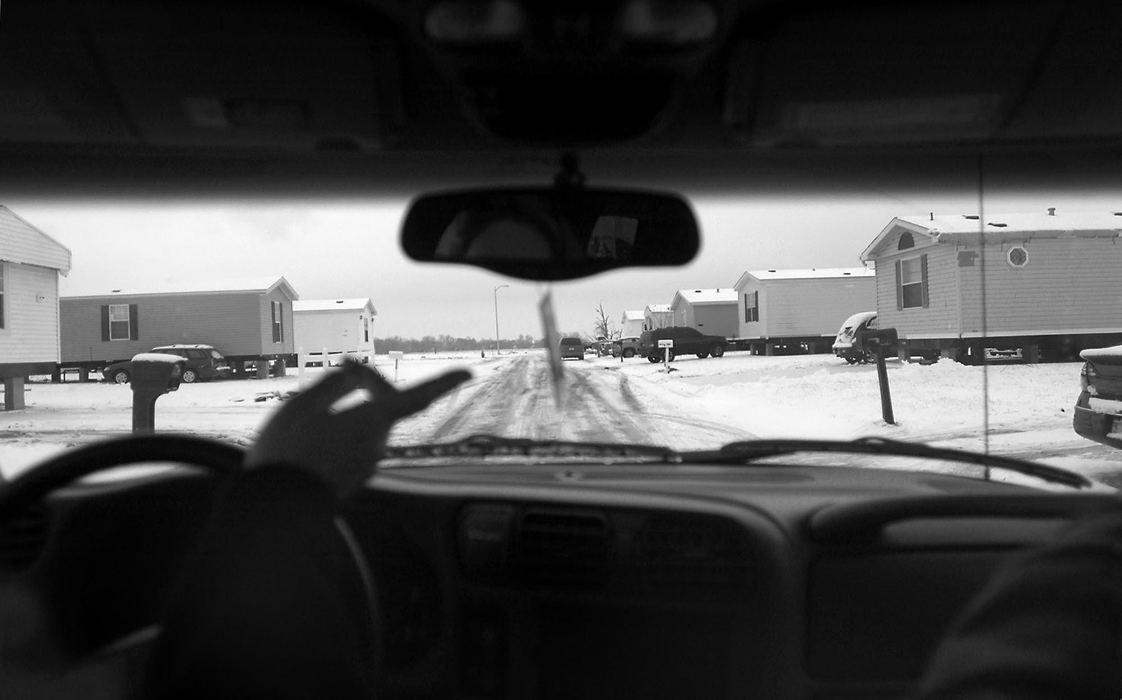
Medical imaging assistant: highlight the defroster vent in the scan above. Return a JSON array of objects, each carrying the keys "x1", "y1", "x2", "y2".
[
  {"x1": 513, "y1": 509, "x2": 610, "y2": 587},
  {"x1": 1, "y1": 504, "x2": 51, "y2": 573}
]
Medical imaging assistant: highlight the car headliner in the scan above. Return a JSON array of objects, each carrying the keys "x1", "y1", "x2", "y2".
[{"x1": 2, "y1": 0, "x2": 1121, "y2": 198}]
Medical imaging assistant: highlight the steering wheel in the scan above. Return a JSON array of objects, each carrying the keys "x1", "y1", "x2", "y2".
[{"x1": 0, "y1": 433, "x2": 382, "y2": 688}]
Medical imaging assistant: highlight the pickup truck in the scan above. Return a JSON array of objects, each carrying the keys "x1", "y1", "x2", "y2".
[{"x1": 637, "y1": 327, "x2": 727, "y2": 362}]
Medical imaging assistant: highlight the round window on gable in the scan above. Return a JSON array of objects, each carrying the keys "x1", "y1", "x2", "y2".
[{"x1": 1007, "y1": 245, "x2": 1029, "y2": 268}]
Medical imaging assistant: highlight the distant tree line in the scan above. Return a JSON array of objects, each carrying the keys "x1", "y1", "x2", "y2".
[{"x1": 376, "y1": 334, "x2": 542, "y2": 353}]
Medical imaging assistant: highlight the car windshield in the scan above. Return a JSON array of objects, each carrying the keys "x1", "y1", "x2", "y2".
[{"x1": 0, "y1": 188, "x2": 1118, "y2": 489}]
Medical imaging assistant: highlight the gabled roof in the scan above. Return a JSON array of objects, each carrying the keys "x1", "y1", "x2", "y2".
[
  {"x1": 63, "y1": 276, "x2": 298, "y2": 300},
  {"x1": 294, "y1": 298, "x2": 377, "y2": 314},
  {"x1": 735, "y1": 267, "x2": 873, "y2": 288},
  {"x1": 620, "y1": 309, "x2": 644, "y2": 322},
  {"x1": 672, "y1": 288, "x2": 739, "y2": 305},
  {"x1": 0, "y1": 205, "x2": 71, "y2": 274},
  {"x1": 645, "y1": 304, "x2": 672, "y2": 314},
  {"x1": 862, "y1": 211, "x2": 1122, "y2": 260}
]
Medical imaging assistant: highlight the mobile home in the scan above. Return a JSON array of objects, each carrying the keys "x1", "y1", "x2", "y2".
[
  {"x1": 0, "y1": 206, "x2": 71, "y2": 409},
  {"x1": 861, "y1": 210, "x2": 1122, "y2": 362},
  {"x1": 61, "y1": 276, "x2": 298, "y2": 373},
  {"x1": 293, "y1": 298, "x2": 377, "y2": 366},
  {"x1": 734, "y1": 268, "x2": 876, "y2": 354},
  {"x1": 670, "y1": 289, "x2": 739, "y2": 339}
]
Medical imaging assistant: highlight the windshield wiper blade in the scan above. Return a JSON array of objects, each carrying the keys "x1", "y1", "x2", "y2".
[
  {"x1": 385, "y1": 434, "x2": 682, "y2": 462},
  {"x1": 709, "y1": 437, "x2": 1092, "y2": 490}
]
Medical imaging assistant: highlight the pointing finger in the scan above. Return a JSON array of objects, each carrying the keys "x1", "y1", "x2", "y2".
[{"x1": 391, "y1": 369, "x2": 473, "y2": 419}]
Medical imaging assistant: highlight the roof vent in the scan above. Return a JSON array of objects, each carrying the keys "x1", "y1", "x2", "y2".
[
  {"x1": 1048, "y1": 207, "x2": 1056, "y2": 216},
  {"x1": 929, "y1": 212, "x2": 934, "y2": 221},
  {"x1": 987, "y1": 222, "x2": 1007, "y2": 227},
  {"x1": 335, "y1": 299, "x2": 344, "y2": 303},
  {"x1": 843, "y1": 272, "x2": 851, "y2": 275},
  {"x1": 767, "y1": 269, "x2": 776, "y2": 272},
  {"x1": 111, "y1": 289, "x2": 121, "y2": 293},
  {"x1": 963, "y1": 214, "x2": 980, "y2": 220}
]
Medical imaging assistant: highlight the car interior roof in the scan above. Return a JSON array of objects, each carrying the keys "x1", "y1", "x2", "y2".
[{"x1": 2, "y1": 0, "x2": 1122, "y2": 197}]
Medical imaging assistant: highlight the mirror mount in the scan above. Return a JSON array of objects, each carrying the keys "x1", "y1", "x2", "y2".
[{"x1": 553, "y1": 152, "x2": 587, "y2": 190}]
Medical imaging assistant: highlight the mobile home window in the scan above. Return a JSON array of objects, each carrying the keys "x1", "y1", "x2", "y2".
[
  {"x1": 271, "y1": 301, "x2": 284, "y2": 342},
  {"x1": 896, "y1": 255, "x2": 929, "y2": 309},
  {"x1": 744, "y1": 290, "x2": 759, "y2": 322},
  {"x1": 109, "y1": 304, "x2": 131, "y2": 340},
  {"x1": 363, "y1": 315, "x2": 370, "y2": 342}
]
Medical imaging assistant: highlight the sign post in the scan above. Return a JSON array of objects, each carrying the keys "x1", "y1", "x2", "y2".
[
  {"x1": 388, "y1": 350, "x2": 404, "y2": 383},
  {"x1": 658, "y1": 339, "x2": 674, "y2": 374}
]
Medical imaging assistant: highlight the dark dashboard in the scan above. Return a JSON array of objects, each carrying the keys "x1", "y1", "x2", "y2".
[{"x1": 10, "y1": 461, "x2": 1111, "y2": 699}]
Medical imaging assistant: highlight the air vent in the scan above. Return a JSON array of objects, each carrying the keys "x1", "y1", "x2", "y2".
[
  {"x1": 638, "y1": 516, "x2": 751, "y2": 594},
  {"x1": 513, "y1": 509, "x2": 609, "y2": 587},
  {"x1": 0, "y1": 504, "x2": 50, "y2": 572}
]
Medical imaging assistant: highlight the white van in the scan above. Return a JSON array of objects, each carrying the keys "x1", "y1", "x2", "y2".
[{"x1": 832, "y1": 311, "x2": 878, "y2": 364}]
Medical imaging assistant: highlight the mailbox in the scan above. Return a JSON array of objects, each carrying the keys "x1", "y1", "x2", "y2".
[
  {"x1": 130, "y1": 353, "x2": 186, "y2": 432},
  {"x1": 856, "y1": 327, "x2": 898, "y2": 353}
]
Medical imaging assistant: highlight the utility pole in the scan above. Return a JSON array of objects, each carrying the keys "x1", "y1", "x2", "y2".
[{"x1": 493, "y1": 284, "x2": 509, "y2": 356}]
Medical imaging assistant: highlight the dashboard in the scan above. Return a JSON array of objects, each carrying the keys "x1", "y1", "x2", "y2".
[{"x1": 3, "y1": 461, "x2": 1114, "y2": 699}]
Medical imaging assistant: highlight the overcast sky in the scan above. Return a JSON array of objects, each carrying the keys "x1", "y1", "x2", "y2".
[{"x1": 8, "y1": 190, "x2": 1114, "y2": 340}]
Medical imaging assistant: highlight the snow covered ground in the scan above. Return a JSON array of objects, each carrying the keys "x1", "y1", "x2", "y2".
[{"x1": 2, "y1": 349, "x2": 1119, "y2": 488}]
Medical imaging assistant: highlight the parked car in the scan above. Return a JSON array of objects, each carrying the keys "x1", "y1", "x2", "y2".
[
  {"x1": 559, "y1": 336, "x2": 584, "y2": 361},
  {"x1": 832, "y1": 311, "x2": 878, "y2": 364},
  {"x1": 102, "y1": 344, "x2": 231, "y2": 384},
  {"x1": 1073, "y1": 345, "x2": 1122, "y2": 449},
  {"x1": 611, "y1": 336, "x2": 640, "y2": 358},
  {"x1": 637, "y1": 326, "x2": 727, "y2": 362}
]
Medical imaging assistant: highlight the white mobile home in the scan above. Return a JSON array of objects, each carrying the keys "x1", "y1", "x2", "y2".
[
  {"x1": 861, "y1": 210, "x2": 1122, "y2": 362},
  {"x1": 643, "y1": 304, "x2": 673, "y2": 331},
  {"x1": 734, "y1": 268, "x2": 876, "y2": 354},
  {"x1": 670, "y1": 289, "x2": 739, "y2": 338},
  {"x1": 293, "y1": 298, "x2": 377, "y2": 365},
  {"x1": 0, "y1": 207, "x2": 72, "y2": 410},
  {"x1": 620, "y1": 309, "x2": 644, "y2": 338}
]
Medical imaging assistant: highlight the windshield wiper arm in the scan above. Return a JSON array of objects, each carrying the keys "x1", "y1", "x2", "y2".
[
  {"x1": 385, "y1": 434, "x2": 683, "y2": 462},
  {"x1": 709, "y1": 436, "x2": 1092, "y2": 490}
]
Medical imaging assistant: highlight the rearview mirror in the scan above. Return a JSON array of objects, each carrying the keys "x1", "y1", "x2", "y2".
[{"x1": 400, "y1": 187, "x2": 699, "y2": 281}]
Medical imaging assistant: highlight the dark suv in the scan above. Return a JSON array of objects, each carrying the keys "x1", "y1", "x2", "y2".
[
  {"x1": 637, "y1": 327, "x2": 727, "y2": 363},
  {"x1": 102, "y1": 344, "x2": 231, "y2": 384}
]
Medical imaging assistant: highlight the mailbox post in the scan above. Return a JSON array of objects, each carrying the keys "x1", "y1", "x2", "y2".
[
  {"x1": 130, "y1": 353, "x2": 185, "y2": 433},
  {"x1": 857, "y1": 328, "x2": 898, "y2": 425},
  {"x1": 388, "y1": 350, "x2": 404, "y2": 382},
  {"x1": 658, "y1": 339, "x2": 674, "y2": 373}
]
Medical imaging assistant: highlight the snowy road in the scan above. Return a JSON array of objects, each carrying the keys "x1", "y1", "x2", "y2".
[{"x1": 390, "y1": 354, "x2": 753, "y2": 447}]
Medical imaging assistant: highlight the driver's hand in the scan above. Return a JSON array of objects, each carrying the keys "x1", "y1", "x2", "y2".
[{"x1": 247, "y1": 360, "x2": 471, "y2": 497}]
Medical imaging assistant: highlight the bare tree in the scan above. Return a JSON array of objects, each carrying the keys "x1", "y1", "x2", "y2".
[{"x1": 593, "y1": 302, "x2": 618, "y2": 341}]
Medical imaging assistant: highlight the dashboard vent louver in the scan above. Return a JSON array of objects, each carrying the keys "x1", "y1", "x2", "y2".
[
  {"x1": 0, "y1": 504, "x2": 51, "y2": 572},
  {"x1": 638, "y1": 516, "x2": 751, "y2": 594},
  {"x1": 514, "y1": 509, "x2": 609, "y2": 587}
]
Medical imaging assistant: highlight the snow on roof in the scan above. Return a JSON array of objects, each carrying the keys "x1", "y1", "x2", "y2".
[
  {"x1": 294, "y1": 298, "x2": 377, "y2": 314},
  {"x1": 674, "y1": 288, "x2": 739, "y2": 304},
  {"x1": 0, "y1": 205, "x2": 72, "y2": 274},
  {"x1": 746, "y1": 267, "x2": 874, "y2": 281},
  {"x1": 863, "y1": 210, "x2": 1122, "y2": 260},
  {"x1": 1080, "y1": 345, "x2": 1122, "y2": 360},
  {"x1": 645, "y1": 304, "x2": 672, "y2": 314},
  {"x1": 63, "y1": 276, "x2": 297, "y2": 299},
  {"x1": 898, "y1": 211, "x2": 1122, "y2": 235},
  {"x1": 621, "y1": 309, "x2": 645, "y2": 321}
]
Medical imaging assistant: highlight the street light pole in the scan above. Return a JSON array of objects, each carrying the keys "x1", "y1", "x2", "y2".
[{"x1": 493, "y1": 284, "x2": 509, "y2": 356}]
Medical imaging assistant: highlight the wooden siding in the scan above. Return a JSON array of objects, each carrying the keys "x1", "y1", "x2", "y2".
[
  {"x1": 873, "y1": 239, "x2": 959, "y2": 338},
  {"x1": 0, "y1": 263, "x2": 60, "y2": 364},
  {"x1": 61, "y1": 292, "x2": 270, "y2": 363},
  {"x1": 958, "y1": 237, "x2": 1122, "y2": 334},
  {"x1": 0, "y1": 209, "x2": 70, "y2": 272}
]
